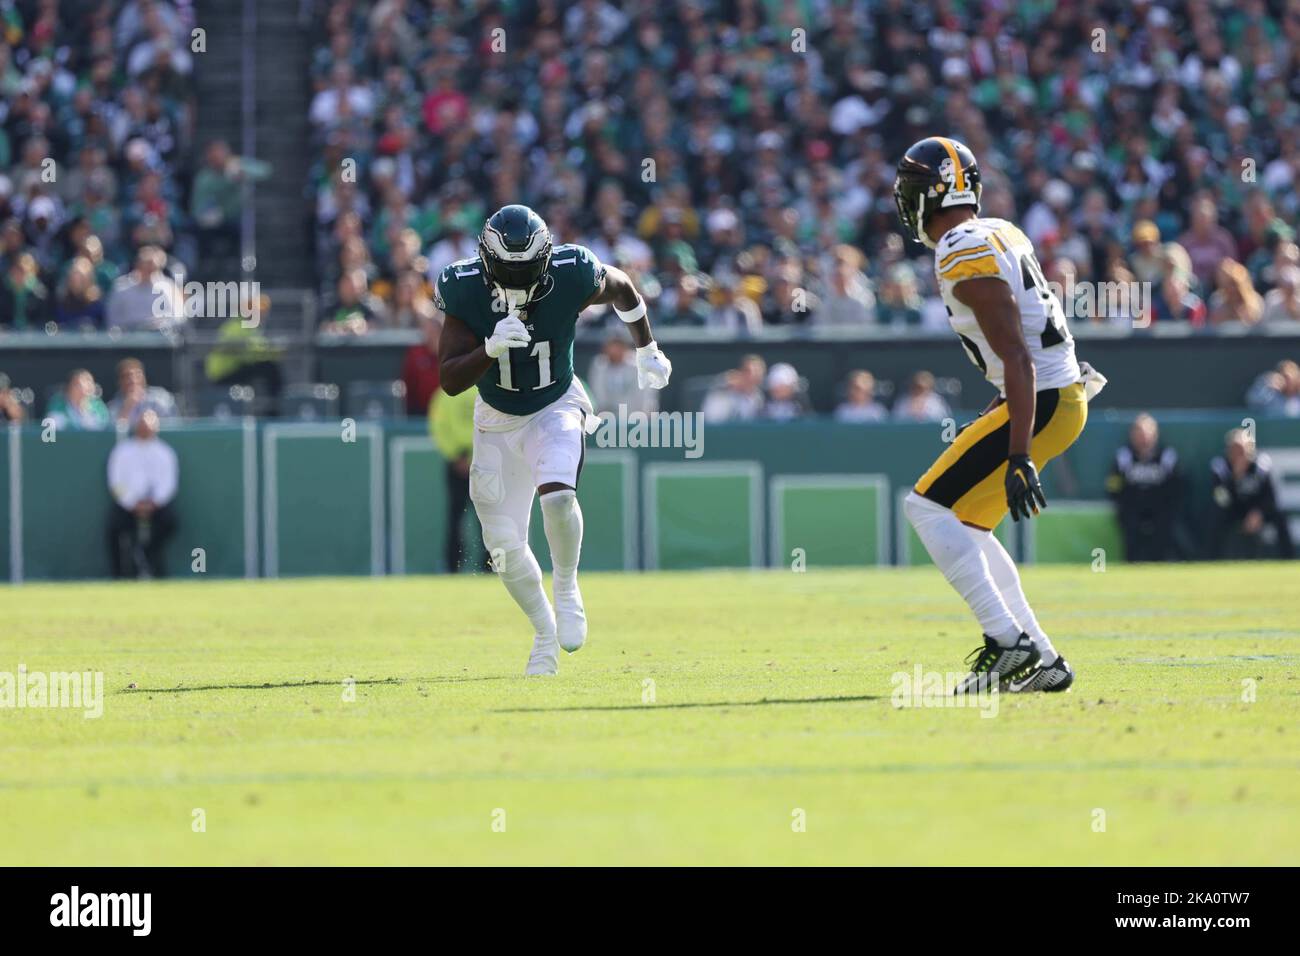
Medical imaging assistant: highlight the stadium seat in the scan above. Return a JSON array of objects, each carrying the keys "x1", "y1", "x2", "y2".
[
  {"x1": 345, "y1": 380, "x2": 406, "y2": 420},
  {"x1": 196, "y1": 385, "x2": 257, "y2": 420},
  {"x1": 281, "y1": 383, "x2": 340, "y2": 420}
]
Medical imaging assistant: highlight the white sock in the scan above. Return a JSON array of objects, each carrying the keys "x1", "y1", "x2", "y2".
[
  {"x1": 903, "y1": 492, "x2": 1021, "y2": 645},
  {"x1": 539, "y1": 489, "x2": 583, "y2": 595},
  {"x1": 496, "y1": 545, "x2": 555, "y2": 636},
  {"x1": 973, "y1": 530, "x2": 1058, "y2": 665}
]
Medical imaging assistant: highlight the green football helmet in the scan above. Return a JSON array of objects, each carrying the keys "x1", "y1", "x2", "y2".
[{"x1": 478, "y1": 204, "x2": 553, "y2": 297}]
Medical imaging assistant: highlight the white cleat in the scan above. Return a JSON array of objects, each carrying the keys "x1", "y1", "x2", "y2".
[
  {"x1": 554, "y1": 585, "x2": 587, "y2": 653},
  {"x1": 524, "y1": 632, "x2": 559, "y2": 676}
]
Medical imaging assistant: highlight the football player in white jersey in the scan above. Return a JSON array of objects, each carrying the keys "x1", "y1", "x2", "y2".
[{"x1": 893, "y1": 136, "x2": 1105, "y2": 693}]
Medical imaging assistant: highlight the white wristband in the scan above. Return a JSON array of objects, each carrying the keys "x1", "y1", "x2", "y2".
[{"x1": 614, "y1": 297, "x2": 646, "y2": 324}]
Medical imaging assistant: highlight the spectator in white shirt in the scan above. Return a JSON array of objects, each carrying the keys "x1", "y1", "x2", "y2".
[
  {"x1": 835, "y1": 370, "x2": 889, "y2": 423},
  {"x1": 107, "y1": 409, "x2": 179, "y2": 578},
  {"x1": 587, "y1": 327, "x2": 657, "y2": 415},
  {"x1": 107, "y1": 357, "x2": 178, "y2": 428},
  {"x1": 425, "y1": 215, "x2": 478, "y2": 283},
  {"x1": 105, "y1": 246, "x2": 183, "y2": 331},
  {"x1": 709, "y1": 275, "x2": 763, "y2": 334},
  {"x1": 1023, "y1": 179, "x2": 1073, "y2": 248},
  {"x1": 814, "y1": 246, "x2": 877, "y2": 326},
  {"x1": 1261, "y1": 266, "x2": 1300, "y2": 325},
  {"x1": 762, "y1": 362, "x2": 811, "y2": 421},
  {"x1": 701, "y1": 354, "x2": 767, "y2": 423},
  {"x1": 891, "y1": 371, "x2": 952, "y2": 423},
  {"x1": 309, "y1": 63, "x2": 375, "y2": 127}
]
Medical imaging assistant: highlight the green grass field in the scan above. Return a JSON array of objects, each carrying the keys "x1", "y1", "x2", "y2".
[{"x1": 1, "y1": 563, "x2": 1297, "y2": 866}]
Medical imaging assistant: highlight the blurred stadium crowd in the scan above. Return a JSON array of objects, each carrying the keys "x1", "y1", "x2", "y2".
[
  {"x1": 1, "y1": 1, "x2": 1298, "y2": 337},
  {"x1": 0, "y1": 0, "x2": 1298, "y2": 417},
  {"x1": 0, "y1": 0, "x2": 273, "y2": 333},
  {"x1": 0, "y1": 0, "x2": 1298, "y2": 340},
  {"x1": 307, "y1": 0, "x2": 1300, "y2": 335}
]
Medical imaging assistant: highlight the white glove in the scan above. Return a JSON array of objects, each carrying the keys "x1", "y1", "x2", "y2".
[
  {"x1": 1079, "y1": 361, "x2": 1108, "y2": 402},
  {"x1": 635, "y1": 342, "x2": 672, "y2": 389},
  {"x1": 485, "y1": 313, "x2": 530, "y2": 358}
]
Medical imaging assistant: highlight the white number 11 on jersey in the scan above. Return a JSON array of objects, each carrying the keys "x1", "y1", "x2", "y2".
[{"x1": 496, "y1": 340, "x2": 552, "y2": 391}]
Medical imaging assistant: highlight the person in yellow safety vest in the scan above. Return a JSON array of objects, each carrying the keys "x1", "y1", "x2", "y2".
[
  {"x1": 204, "y1": 294, "x2": 283, "y2": 411},
  {"x1": 429, "y1": 384, "x2": 483, "y2": 573}
]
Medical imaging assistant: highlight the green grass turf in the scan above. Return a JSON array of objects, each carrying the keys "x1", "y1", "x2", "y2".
[{"x1": 1, "y1": 563, "x2": 1297, "y2": 866}]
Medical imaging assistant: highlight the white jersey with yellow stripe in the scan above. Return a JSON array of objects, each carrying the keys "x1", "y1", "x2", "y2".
[{"x1": 934, "y1": 217, "x2": 1080, "y2": 396}]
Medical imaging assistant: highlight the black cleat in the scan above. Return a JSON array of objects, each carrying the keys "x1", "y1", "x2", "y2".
[
  {"x1": 954, "y1": 633, "x2": 1039, "y2": 695},
  {"x1": 1006, "y1": 656, "x2": 1074, "y2": 693}
]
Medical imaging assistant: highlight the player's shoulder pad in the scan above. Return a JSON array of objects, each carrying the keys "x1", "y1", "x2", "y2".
[
  {"x1": 551, "y1": 243, "x2": 601, "y2": 269},
  {"x1": 936, "y1": 219, "x2": 997, "y2": 254},
  {"x1": 551, "y1": 243, "x2": 606, "y2": 292},
  {"x1": 935, "y1": 220, "x2": 1004, "y2": 283},
  {"x1": 433, "y1": 257, "x2": 482, "y2": 312},
  {"x1": 440, "y1": 256, "x2": 482, "y2": 282}
]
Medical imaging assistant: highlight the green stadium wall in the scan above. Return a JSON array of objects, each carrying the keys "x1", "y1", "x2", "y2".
[
  {"x1": 3, "y1": 411, "x2": 1298, "y2": 581},
  {"x1": 8, "y1": 329, "x2": 1300, "y2": 416}
]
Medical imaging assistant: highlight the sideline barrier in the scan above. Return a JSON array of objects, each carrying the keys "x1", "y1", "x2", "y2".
[{"x1": 3, "y1": 412, "x2": 1297, "y2": 580}]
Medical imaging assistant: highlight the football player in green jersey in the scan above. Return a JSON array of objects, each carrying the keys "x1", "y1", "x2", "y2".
[{"x1": 437, "y1": 204, "x2": 672, "y2": 675}]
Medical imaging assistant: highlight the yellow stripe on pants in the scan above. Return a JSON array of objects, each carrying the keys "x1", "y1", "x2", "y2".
[{"x1": 914, "y1": 383, "x2": 1088, "y2": 530}]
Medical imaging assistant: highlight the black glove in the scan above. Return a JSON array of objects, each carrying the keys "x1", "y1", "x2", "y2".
[{"x1": 1005, "y1": 453, "x2": 1047, "y2": 521}]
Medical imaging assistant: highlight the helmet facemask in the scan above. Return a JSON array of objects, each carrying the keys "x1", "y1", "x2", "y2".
[{"x1": 478, "y1": 220, "x2": 553, "y2": 309}]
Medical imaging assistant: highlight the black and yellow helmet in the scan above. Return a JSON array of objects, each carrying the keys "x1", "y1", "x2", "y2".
[
  {"x1": 478, "y1": 204, "x2": 553, "y2": 294},
  {"x1": 893, "y1": 137, "x2": 982, "y2": 248}
]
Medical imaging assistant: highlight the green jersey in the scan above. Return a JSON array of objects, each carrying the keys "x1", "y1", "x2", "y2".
[{"x1": 434, "y1": 243, "x2": 605, "y2": 416}]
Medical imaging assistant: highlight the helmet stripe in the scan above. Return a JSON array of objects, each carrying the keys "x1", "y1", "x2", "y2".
[{"x1": 937, "y1": 137, "x2": 966, "y2": 191}]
